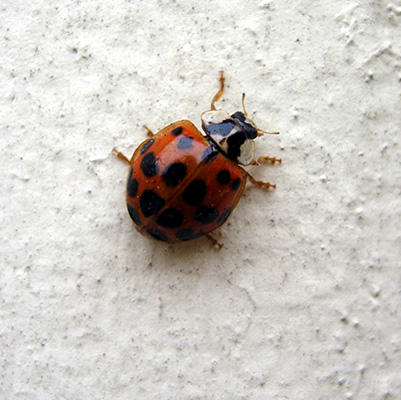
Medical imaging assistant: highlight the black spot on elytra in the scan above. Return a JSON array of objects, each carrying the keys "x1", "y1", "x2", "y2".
[
  {"x1": 162, "y1": 162, "x2": 187, "y2": 186},
  {"x1": 127, "y1": 176, "x2": 139, "y2": 198},
  {"x1": 146, "y1": 228, "x2": 169, "y2": 242},
  {"x1": 156, "y1": 208, "x2": 184, "y2": 229},
  {"x1": 140, "y1": 190, "x2": 165, "y2": 217},
  {"x1": 177, "y1": 136, "x2": 193, "y2": 150},
  {"x1": 175, "y1": 228, "x2": 204, "y2": 242},
  {"x1": 194, "y1": 206, "x2": 219, "y2": 224},
  {"x1": 231, "y1": 178, "x2": 241, "y2": 191},
  {"x1": 182, "y1": 179, "x2": 206, "y2": 206},
  {"x1": 217, "y1": 207, "x2": 232, "y2": 224},
  {"x1": 202, "y1": 146, "x2": 219, "y2": 162},
  {"x1": 172, "y1": 126, "x2": 183, "y2": 136},
  {"x1": 127, "y1": 204, "x2": 141, "y2": 226},
  {"x1": 140, "y1": 152, "x2": 159, "y2": 177},
  {"x1": 217, "y1": 170, "x2": 230, "y2": 185},
  {"x1": 140, "y1": 139, "x2": 155, "y2": 155}
]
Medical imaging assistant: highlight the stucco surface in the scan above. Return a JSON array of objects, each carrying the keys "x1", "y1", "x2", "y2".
[{"x1": 1, "y1": 1, "x2": 400, "y2": 399}]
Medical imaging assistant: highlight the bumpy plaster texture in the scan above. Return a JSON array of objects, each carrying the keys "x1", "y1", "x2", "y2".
[{"x1": 1, "y1": 1, "x2": 400, "y2": 399}]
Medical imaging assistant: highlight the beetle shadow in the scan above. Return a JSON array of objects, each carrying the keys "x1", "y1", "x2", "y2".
[{"x1": 124, "y1": 232, "x2": 231, "y2": 275}]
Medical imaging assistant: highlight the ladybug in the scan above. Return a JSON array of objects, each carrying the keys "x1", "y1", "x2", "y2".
[{"x1": 114, "y1": 72, "x2": 280, "y2": 248}]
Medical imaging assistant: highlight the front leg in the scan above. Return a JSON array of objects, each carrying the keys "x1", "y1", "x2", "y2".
[
  {"x1": 249, "y1": 156, "x2": 282, "y2": 166},
  {"x1": 245, "y1": 171, "x2": 276, "y2": 189}
]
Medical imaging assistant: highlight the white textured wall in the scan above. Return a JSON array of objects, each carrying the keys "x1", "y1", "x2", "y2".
[{"x1": 1, "y1": 1, "x2": 400, "y2": 399}]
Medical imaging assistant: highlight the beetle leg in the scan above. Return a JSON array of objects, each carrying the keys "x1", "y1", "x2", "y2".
[
  {"x1": 143, "y1": 125, "x2": 155, "y2": 137},
  {"x1": 205, "y1": 233, "x2": 223, "y2": 249},
  {"x1": 249, "y1": 156, "x2": 282, "y2": 165},
  {"x1": 112, "y1": 148, "x2": 130, "y2": 165},
  {"x1": 257, "y1": 156, "x2": 282, "y2": 164},
  {"x1": 245, "y1": 171, "x2": 276, "y2": 189}
]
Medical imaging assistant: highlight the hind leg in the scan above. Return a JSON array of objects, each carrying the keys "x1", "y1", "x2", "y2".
[
  {"x1": 112, "y1": 148, "x2": 130, "y2": 165},
  {"x1": 205, "y1": 233, "x2": 223, "y2": 249},
  {"x1": 143, "y1": 125, "x2": 155, "y2": 137}
]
